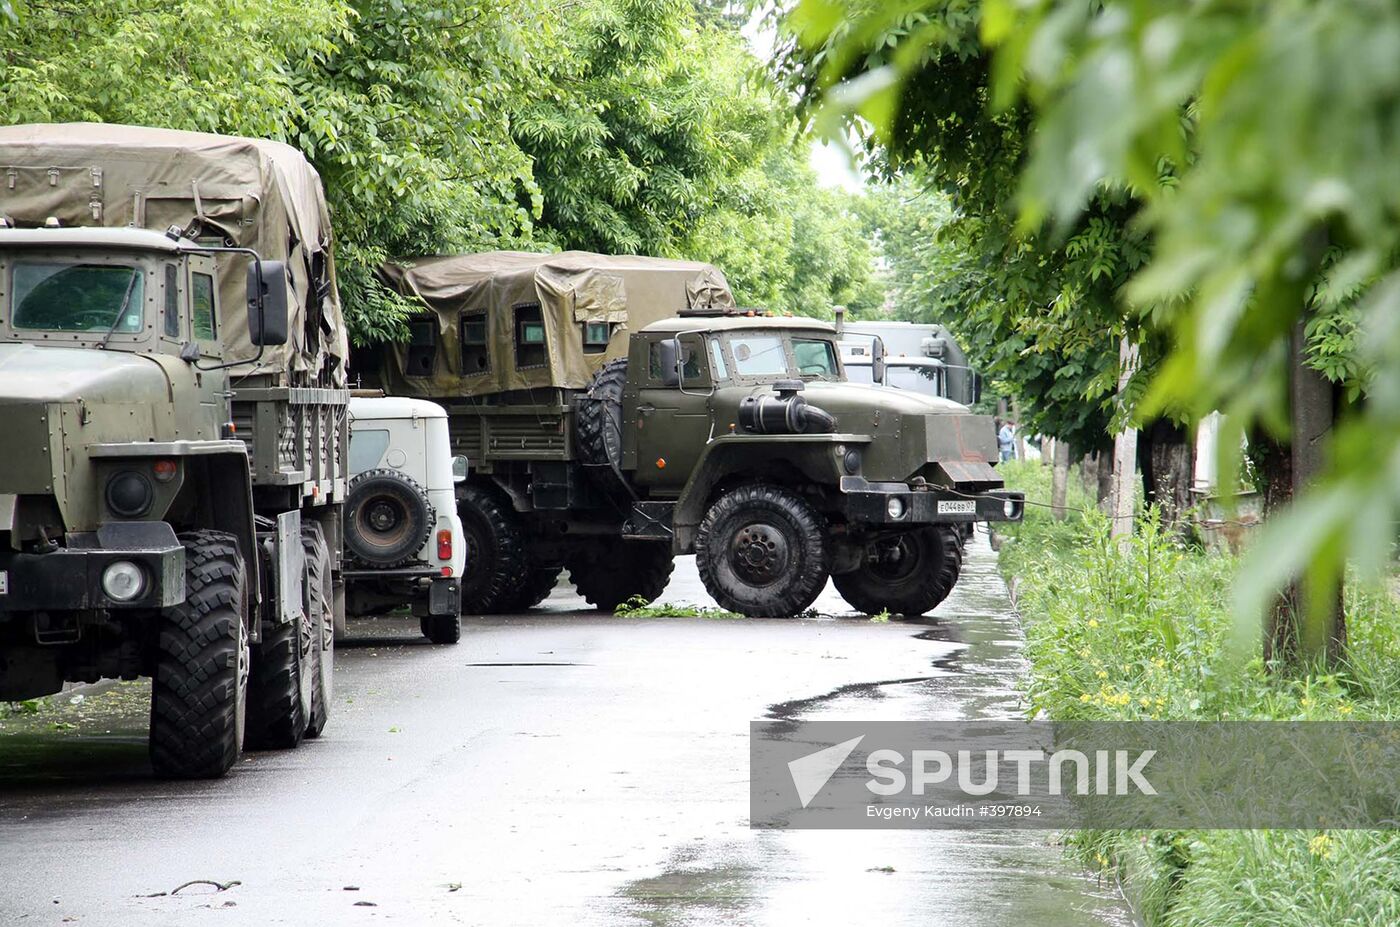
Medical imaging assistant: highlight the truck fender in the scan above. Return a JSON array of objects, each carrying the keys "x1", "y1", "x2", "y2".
[
  {"x1": 671, "y1": 434, "x2": 864, "y2": 552},
  {"x1": 91, "y1": 442, "x2": 260, "y2": 619}
]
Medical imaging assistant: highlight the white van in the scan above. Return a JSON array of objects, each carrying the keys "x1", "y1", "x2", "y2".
[{"x1": 344, "y1": 397, "x2": 467, "y2": 643}]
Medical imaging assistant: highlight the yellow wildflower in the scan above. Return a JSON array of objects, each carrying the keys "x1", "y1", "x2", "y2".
[
  {"x1": 1096, "y1": 670, "x2": 1109, "y2": 679},
  {"x1": 1308, "y1": 833, "x2": 1334, "y2": 860},
  {"x1": 1139, "y1": 697, "x2": 1151, "y2": 707},
  {"x1": 1300, "y1": 697, "x2": 1312, "y2": 708},
  {"x1": 1087, "y1": 619, "x2": 1099, "y2": 628},
  {"x1": 1080, "y1": 693, "x2": 1091, "y2": 703},
  {"x1": 1338, "y1": 704, "x2": 1353, "y2": 715}
]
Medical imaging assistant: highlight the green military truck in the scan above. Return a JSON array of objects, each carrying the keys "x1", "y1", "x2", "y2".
[
  {"x1": 0, "y1": 124, "x2": 349, "y2": 778},
  {"x1": 364, "y1": 251, "x2": 1022, "y2": 619}
]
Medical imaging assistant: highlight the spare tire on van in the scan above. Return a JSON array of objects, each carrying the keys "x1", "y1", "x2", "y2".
[{"x1": 344, "y1": 468, "x2": 434, "y2": 568}]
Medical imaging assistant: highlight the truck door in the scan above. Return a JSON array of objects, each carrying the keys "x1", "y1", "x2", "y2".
[{"x1": 632, "y1": 332, "x2": 713, "y2": 491}]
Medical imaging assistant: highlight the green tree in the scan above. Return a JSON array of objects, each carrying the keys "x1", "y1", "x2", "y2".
[{"x1": 784, "y1": 0, "x2": 1400, "y2": 652}]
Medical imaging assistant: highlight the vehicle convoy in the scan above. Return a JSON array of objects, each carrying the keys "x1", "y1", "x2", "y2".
[
  {"x1": 839, "y1": 318, "x2": 980, "y2": 406},
  {"x1": 344, "y1": 396, "x2": 466, "y2": 644},
  {"x1": 364, "y1": 251, "x2": 1023, "y2": 619},
  {"x1": 0, "y1": 124, "x2": 349, "y2": 778}
]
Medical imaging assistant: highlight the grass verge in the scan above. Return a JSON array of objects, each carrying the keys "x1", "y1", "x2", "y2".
[{"x1": 995, "y1": 459, "x2": 1400, "y2": 927}]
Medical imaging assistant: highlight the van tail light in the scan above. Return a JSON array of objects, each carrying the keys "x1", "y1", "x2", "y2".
[{"x1": 437, "y1": 529, "x2": 453, "y2": 563}]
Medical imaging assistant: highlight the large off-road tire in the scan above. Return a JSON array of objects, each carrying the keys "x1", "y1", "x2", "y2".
[
  {"x1": 149, "y1": 530, "x2": 250, "y2": 779},
  {"x1": 245, "y1": 545, "x2": 315, "y2": 750},
  {"x1": 502, "y1": 566, "x2": 562, "y2": 611},
  {"x1": 345, "y1": 468, "x2": 434, "y2": 568},
  {"x1": 567, "y1": 544, "x2": 673, "y2": 612},
  {"x1": 458, "y1": 483, "x2": 529, "y2": 615},
  {"x1": 302, "y1": 523, "x2": 334, "y2": 739},
  {"x1": 832, "y1": 526, "x2": 963, "y2": 617},
  {"x1": 695, "y1": 484, "x2": 829, "y2": 618},
  {"x1": 420, "y1": 613, "x2": 462, "y2": 645},
  {"x1": 576, "y1": 358, "x2": 630, "y2": 491}
]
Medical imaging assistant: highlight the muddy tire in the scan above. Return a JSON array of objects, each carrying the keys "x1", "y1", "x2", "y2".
[
  {"x1": 695, "y1": 485, "x2": 828, "y2": 618},
  {"x1": 302, "y1": 523, "x2": 334, "y2": 739},
  {"x1": 420, "y1": 612, "x2": 462, "y2": 645},
  {"x1": 245, "y1": 545, "x2": 315, "y2": 750},
  {"x1": 575, "y1": 358, "x2": 630, "y2": 491},
  {"x1": 150, "y1": 530, "x2": 250, "y2": 779},
  {"x1": 832, "y1": 526, "x2": 963, "y2": 616},
  {"x1": 503, "y1": 566, "x2": 562, "y2": 611},
  {"x1": 457, "y1": 483, "x2": 529, "y2": 615},
  {"x1": 568, "y1": 544, "x2": 673, "y2": 611},
  {"x1": 344, "y1": 468, "x2": 434, "y2": 568}
]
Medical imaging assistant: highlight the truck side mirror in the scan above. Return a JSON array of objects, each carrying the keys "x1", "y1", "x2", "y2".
[
  {"x1": 657, "y1": 338, "x2": 681, "y2": 388},
  {"x1": 451, "y1": 455, "x2": 469, "y2": 484},
  {"x1": 871, "y1": 336, "x2": 887, "y2": 385},
  {"x1": 247, "y1": 260, "x2": 289, "y2": 346}
]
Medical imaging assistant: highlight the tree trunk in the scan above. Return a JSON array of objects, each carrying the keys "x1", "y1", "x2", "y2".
[
  {"x1": 1051, "y1": 439, "x2": 1070, "y2": 520},
  {"x1": 1266, "y1": 319, "x2": 1343, "y2": 666},
  {"x1": 1096, "y1": 451, "x2": 1113, "y2": 509},
  {"x1": 1110, "y1": 338, "x2": 1139, "y2": 542},
  {"x1": 1140, "y1": 419, "x2": 1194, "y2": 526}
]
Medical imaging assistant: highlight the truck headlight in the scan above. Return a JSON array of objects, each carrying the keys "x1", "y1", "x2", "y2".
[
  {"x1": 1004, "y1": 498, "x2": 1021, "y2": 518},
  {"x1": 102, "y1": 560, "x2": 146, "y2": 602},
  {"x1": 887, "y1": 497, "x2": 906, "y2": 519},
  {"x1": 106, "y1": 471, "x2": 153, "y2": 517}
]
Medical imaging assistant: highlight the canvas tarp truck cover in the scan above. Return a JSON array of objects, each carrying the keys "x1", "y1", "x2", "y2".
[
  {"x1": 0, "y1": 122, "x2": 347, "y2": 387},
  {"x1": 378, "y1": 251, "x2": 735, "y2": 395}
]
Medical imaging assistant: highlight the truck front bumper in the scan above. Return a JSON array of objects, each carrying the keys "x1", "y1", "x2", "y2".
[
  {"x1": 0, "y1": 532, "x2": 184, "y2": 612},
  {"x1": 840, "y1": 476, "x2": 1025, "y2": 526}
]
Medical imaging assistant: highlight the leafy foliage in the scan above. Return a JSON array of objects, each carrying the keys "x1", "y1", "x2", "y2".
[
  {"x1": 772, "y1": 0, "x2": 1143, "y2": 450},
  {"x1": 997, "y1": 459, "x2": 1400, "y2": 927},
  {"x1": 779, "y1": 0, "x2": 1400, "y2": 645},
  {"x1": 1, "y1": 0, "x2": 879, "y2": 342}
]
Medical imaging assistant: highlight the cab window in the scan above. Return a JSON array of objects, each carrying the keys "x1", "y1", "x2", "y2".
[
  {"x1": 191, "y1": 272, "x2": 217, "y2": 340},
  {"x1": 708, "y1": 337, "x2": 728, "y2": 381},
  {"x1": 729, "y1": 334, "x2": 787, "y2": 377},
  {"x1": 793, "y1": 338, "x2": 839, "y2": 379},
  {"x1": 648, "y1": 337, "x2": 704, "y2": 384},
  {"x1": 12, "y1": 262, "x2": 145, "y2": 333},
  {"x1": 163, "y1": 265, "x2": 181, "y2": 337}
]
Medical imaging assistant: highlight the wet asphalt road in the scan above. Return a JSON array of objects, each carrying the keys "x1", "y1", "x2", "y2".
[{"x1": 0, "y1": 535, "x2": 1131, "y2": 926}]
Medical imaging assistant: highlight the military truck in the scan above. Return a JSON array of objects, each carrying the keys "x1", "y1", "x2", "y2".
[
  {"x1": 0, "y1": 124, "x2": 349, "y2": 778},
  {"x1": 839, "y1": 318, "x2": 981, "y2": 406},
  {"x1": 364, "y1": 251, "x2": 1022, "y2": 619}
]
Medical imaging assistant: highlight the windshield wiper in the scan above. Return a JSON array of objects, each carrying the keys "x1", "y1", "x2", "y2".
[{"x1": 95, "y1": 271, "x2": 139, "y2": 350}]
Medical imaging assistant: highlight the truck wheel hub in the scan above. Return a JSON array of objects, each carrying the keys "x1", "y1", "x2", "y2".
[
  {"x1": 367, "y1": 501, "x2": 400, "y2": 533},
  {"x1": 731, "y1": 524, "x2": 788, "y2": 583}
]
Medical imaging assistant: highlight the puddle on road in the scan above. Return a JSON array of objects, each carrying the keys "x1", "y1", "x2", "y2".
[{"x1": 612, "y1": 538, "x2": 1135, "y2": 927}]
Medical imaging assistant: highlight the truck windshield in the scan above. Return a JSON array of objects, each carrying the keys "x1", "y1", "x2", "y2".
[
  {"x1": 844, "y1": 362, "x2": 875, "y2": 385},
  {"x1": 792, "y1": 338, "x2": 839, "y2": 380},
  {"x1": 730, "y1": 334, "x2": 787, "y2": 377},
  {"x1": 11, "y1": 262, "x2": 145, "y2": 334},
  {"x1": 887, "y1": 364, "x2": 943, "y2": 397}
]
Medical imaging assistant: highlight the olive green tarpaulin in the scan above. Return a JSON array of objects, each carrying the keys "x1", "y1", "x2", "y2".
[
  {"x1": 0, "y1": 123, "x2": 347, "y2": 387},
  {"x1": 377, "y1": 251, "x2": 735, "y2": 396}
]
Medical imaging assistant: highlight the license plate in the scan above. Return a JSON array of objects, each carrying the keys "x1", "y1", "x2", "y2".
[
  {"x1": 937, "y1": 500, "x2": 977, "y2": 515},
  {"x1": 0, "y1": 571, "x2": 8, "y2": 594}
]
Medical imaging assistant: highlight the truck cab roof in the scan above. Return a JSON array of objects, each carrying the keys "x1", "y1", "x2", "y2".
[
  {"x1": 0, "y1": 226, "x2": 194, "y2": 253},
  {"x1": 640, "y1": 315, "x2": 837, "y2": 336}
]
